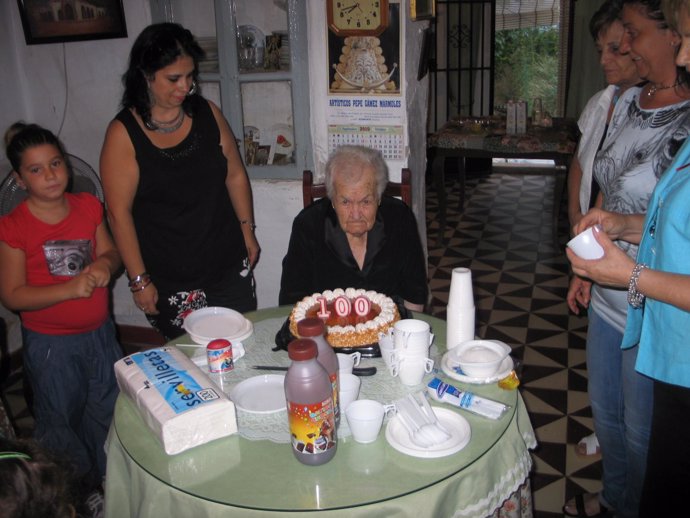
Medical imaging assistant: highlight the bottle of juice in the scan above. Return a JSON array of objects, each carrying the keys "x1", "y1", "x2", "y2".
[
  {"x1": 297, "y1": 317, "x2": 340, "y2": 424},
  {"x1": 285, "y1": 338, "x2": 337, "y2": 465}
]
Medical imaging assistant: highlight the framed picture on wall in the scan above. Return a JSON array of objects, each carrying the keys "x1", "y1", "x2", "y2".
[
  {"x1": 17, "y1": 0, "x2": 127, "y2": 45},
  {"x1": 410, "y1": 0, "x2": 436, "y2": 21}
]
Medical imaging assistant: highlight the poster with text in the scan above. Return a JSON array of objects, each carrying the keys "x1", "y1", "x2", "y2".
[{"x1": 326, "y1": 1, "x2": 406, "y2": 162}]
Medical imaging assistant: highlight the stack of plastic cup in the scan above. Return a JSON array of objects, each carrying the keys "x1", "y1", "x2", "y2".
[{"x1": 445, "y1": 267, "x2": 476, "y2": 350}]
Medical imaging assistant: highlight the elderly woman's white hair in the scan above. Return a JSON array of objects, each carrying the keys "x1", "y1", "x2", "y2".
[{"x1": 325, "y1": 145, "x2": 389, "y2": 200}]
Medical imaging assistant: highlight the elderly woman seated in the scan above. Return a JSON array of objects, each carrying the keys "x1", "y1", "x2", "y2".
[{"x1": 279, "y1": 145, "x2": 427, "y2": 311}]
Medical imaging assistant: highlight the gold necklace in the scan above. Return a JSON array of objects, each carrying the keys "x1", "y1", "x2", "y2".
[{"x1": 646, "y1": 79, "x2": 682, "y2": 97}]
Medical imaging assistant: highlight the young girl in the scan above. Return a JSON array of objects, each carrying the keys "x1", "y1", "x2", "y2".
[{"x1": 0, "y1": 123, "x2": 122, "y2": 496}]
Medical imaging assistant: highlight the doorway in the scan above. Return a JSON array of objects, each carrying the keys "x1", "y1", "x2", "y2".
[{"x1": 429, "y1": 0, "x2": 569, "y2": 132}]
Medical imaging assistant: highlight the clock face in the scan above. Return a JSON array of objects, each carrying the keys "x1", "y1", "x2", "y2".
[{"x1": 328, "y1": 0, "x2": 389, "y2": 37}]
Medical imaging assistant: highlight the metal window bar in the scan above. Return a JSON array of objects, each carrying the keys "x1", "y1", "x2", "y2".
[
  {"x1": 429, "y1": 0, "x2": 564, "y2": 133},
  {"x1": 429, "y1": 0, "x2": 494, "y2": 133}
]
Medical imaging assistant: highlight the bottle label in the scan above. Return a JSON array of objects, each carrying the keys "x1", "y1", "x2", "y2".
[
  {"x1": 330, "y1": 372, "x2": 340, "y2": 421},
  {"x1": 207, "y1": 345, "x2": 234, "y2": 373},
  {"x1": 287, "y1": 398, "x2": 336, "y2": 455}
]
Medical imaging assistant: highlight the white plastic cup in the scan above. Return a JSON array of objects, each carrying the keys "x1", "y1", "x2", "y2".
[
  {"x1": 378, "y1": 331, "x2": 396, "y2": 369},
  {"x1": 345, "y1": 399, "x2": 387, "y2": 443},
  {"x1": 389, "y1": 354, "x2": 434, "y2": 386},
  {"x1": 393, "y1": 319, "x2": 433, "y2": 351},
  {"x1": 446, "y1": 305, "x2": 476, "y2": 350},
  {"x1": 339, "y1": 373, "x2": 361, "y2": 411},
  {"x1": 448, "y1": 267, "x2": 474, "y2": 308},
  {"x1": 567, "y1": 226, "x2": 605, "y2": 260},
  {"x1": 337, "y1": 352, "x2": 362, "y2": 374}
]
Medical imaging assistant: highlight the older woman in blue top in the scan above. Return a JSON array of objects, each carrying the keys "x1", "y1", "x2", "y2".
[{"x1": 569, "y1": 4, "x2": 690, "y2": 516}]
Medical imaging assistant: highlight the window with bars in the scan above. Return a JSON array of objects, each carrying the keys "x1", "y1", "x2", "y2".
[{"x1": 429, "y1": 0, "x2": 570, "y2": 133}]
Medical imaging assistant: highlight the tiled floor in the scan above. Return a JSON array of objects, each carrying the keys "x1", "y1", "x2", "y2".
[
  {"x1": 426, "y1": 165, "x2": 603, "y2": 517},
  {"x1": 2, "y1": 166, "x2": 602, "y2": 517}
]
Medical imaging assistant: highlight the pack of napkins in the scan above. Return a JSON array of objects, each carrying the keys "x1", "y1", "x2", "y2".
[{"x1": 114, "y1": 346, "x2": 237, "y2": 455}]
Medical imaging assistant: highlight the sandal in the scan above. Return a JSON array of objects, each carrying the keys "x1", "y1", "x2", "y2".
[
  {"x1": 575, "y1": 432, "x2": 601, "y2": 457},
  {"x1": 563, "y1": 493, "x2": 611, "y2": 517}
]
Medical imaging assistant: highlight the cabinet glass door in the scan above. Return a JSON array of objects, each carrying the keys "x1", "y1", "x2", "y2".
[{"x1": 149, "y1": 0, "x2": 311, "y2": 179}]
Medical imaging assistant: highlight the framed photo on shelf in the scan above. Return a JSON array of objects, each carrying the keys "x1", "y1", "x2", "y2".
[
  {"x1": 17, "y1": 0, "x2": 127, "y2": 45},
  {"x1": 410, "y1": 0, "x2": 436, "y2": 21}
]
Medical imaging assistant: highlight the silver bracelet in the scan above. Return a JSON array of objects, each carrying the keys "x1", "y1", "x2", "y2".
[
  {"x1": 239, "y1": 219, "x2": 256, "y2": 231},
  {"x1": 627, "y1": 263, "x2": 648, "y2": 309}
]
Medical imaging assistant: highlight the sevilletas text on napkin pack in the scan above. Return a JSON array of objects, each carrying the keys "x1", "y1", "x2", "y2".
[{"x1": 114, "y1": 346, "x2": 238, "y2": 455}]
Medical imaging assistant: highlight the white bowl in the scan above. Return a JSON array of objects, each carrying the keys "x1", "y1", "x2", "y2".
[
  {"x1": 182, "y1": 306, "x2": 253, "y2": 345},
  {"x1": 450, "y1": 340, "x2": 511, "y2": 378}
]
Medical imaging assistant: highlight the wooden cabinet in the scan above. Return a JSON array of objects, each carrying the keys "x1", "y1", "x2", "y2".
[{"x1": 150, "y1": 0, "x2": 312, "y2": 179}]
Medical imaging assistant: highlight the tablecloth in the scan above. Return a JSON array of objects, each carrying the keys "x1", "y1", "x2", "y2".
[
  {"x1": 105, "y1": 309, "x2": 537, "y2": 518},
  {"x1": 176, "y1": 317, "x2": 443, "y2": 442}
]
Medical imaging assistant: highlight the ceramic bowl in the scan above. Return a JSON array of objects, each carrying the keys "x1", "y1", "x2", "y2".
[{"x1": 451, "y1": 340, "x2": 511, "y2": 378}]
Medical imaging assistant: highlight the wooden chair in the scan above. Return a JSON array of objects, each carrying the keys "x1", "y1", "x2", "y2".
[
  {"x1": 116, "y1": 324, "x2": 167, "y2": 356},
  {"x1": 302, "y1": 168, "x2": 412, "y2": 208}
]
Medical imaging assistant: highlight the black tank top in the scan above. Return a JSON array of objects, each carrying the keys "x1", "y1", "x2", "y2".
[{"x1": 115, "y1": 96, "x2": 245, "y2": 291}]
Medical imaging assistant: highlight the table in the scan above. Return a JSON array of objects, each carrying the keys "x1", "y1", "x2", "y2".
[
  {"x1": 105, "y1": 307, "x2": 537, "y2": 518},
  {"x1": 428, "y1": 117, "x2": 578, "y2": 245}
]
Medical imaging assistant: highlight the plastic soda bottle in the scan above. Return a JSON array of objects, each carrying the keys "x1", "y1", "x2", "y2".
[
  {"x1": 285, "y1": 339, "x2": 337, "y2": 465},
  {"x1": 297, "y1": 317, "x2": 340, "y2": 424}
]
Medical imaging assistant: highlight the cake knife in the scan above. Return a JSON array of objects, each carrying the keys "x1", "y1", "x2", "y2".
[{"x1": 252, "y1": 365, "x2": 377, "y2": 376}]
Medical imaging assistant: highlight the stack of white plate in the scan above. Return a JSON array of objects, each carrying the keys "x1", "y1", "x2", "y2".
[
  {"x1": 276, "y1": 30, "x2": 290, "y2": 70},
  {"x1": 197, "y1": 37, "x2": 218, "y2": 73},
  {"x1": 182, "y1": 306, "x2": 253, "y2": 345}
]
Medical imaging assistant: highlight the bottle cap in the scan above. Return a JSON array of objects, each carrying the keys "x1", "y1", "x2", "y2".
[
  {"x1": 296, "y1": 317, "x2": 325, "y2": 337},
  {"x1": 207, "y1": 338, "x2": 231, "y2": 350},
  {"x1": 287, "y1": 339, "x2": 318, "y2": 361}
]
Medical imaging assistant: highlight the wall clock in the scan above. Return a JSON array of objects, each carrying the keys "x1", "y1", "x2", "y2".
[{"x1": 327, "y1": 0, "x2": 389, "y2": 37}]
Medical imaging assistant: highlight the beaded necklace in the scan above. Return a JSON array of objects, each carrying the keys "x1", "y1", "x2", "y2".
[{"x1": 144, "y1": 109, "x2": 185, "y2": 133}]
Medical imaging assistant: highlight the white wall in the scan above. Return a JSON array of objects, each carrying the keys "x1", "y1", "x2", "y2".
[{"x1": 0, "y1": 0, "x2": 150, "y2": 171}]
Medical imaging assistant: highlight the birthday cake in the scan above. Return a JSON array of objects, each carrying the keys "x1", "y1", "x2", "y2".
[{"x1": 289, "y1": 288, "x2": 400, "y2": 348}]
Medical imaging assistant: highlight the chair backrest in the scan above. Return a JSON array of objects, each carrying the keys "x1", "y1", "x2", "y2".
[{"x1": 302, "y1": 168, "x2": 412, "y2": 208}]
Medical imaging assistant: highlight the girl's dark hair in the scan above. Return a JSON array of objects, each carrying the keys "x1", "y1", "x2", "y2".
[
  {"x1": 4, "y1": 122, "x2": 66, "y2": 173},
  {"x1": 121, "y1": 23, "x2": 205, "y2": 127},
  {"x1": 622, "y1": 0, "x2": 690, "y2": 88},
  {"x1": 0, "y1": 438, "x2": 77, "y2": 518},
  {"x1": 590, "y1": 0, "x2": 624, "y2": 40}
]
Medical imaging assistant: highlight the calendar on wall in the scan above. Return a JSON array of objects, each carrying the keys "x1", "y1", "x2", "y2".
[{"x1": 328, "y1": 124, "x2": 405, "y2": 160}]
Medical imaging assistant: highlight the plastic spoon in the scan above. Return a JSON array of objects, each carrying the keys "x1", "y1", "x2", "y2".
[
  {"x1": 404, "y1": 394, "x2": 450, "y2": 445},
  {"x1": 393, "y1": 404, "x2": 434, "y2": 448},
  {"x1": 415, "y1": 392, "x2": 452, "y2": 439},
  {"x1": 396, "y1": 399, "x2": 437, "y2": 448}
]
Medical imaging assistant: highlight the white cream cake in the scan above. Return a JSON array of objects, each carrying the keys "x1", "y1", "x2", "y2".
[{"x1": 289, "y1": 288, "x2": 400, "y2": 348}]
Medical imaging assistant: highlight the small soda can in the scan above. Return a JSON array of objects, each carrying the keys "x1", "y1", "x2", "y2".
[{"x1": 206, "y1": 338, "x2": 234, "y2": 373}]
